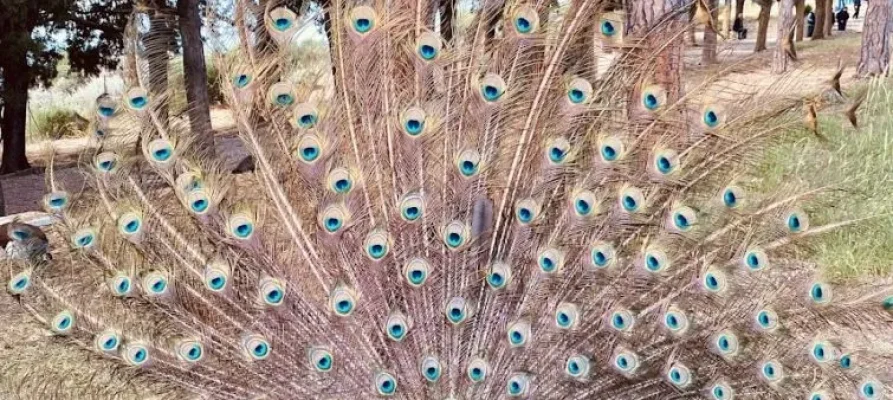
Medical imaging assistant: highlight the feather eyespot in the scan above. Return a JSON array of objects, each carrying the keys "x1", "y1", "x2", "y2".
[
  {"x1": 709, "y1": 382, "x2": 734, "y2": 400},
  {"x1": 467, "y1": 358, "x2": 489, "y2": 383},
  {"x1": 641, "y1": 85, "x2": 666, "y2": 111},
  {"x1": 759, "y1": 360, "x2": 784, "y2": 384},
  {"x1": 330, "y1": 286, "x2": 358, "y2": 317},
  {"x1": 327, "y1": 168, "x2": 354, "y2": 194},
  {"x1": 537, "y1": 248, "x2": 564, "y2": 274},
  {"x1": 566, "y1": 355, "x2": 590, "y2": 378},
  {"x1": 349, "y1": 6, "x2": 378, "y2": 35},
  {"x1": 364, "y1": 230, "x2": 391, "y2": 260},
  {"x1": 71, "y1": 228, "x2": 97, "y2": 249},
  {"x1": 374, "y1": 371, "x2": 397, "y2": 396},
  {"x1": 398, "y1": 193, "x2": 424, "y2": 222},
  {"x1": 666, "y1": 363, "x2": 692, "y2": 388},
  {"x1": 416, "y1": 32, "x2": 442, "y2": 61},
  {"x1": 268, "y1": 83, "x2": 296, "y2": 107},
  {"x1": 228, "y1": 213, "x2": 255, "y2": 240},
  {"x1": 810, "y1": 340, "x2": 837, "y2": 364},
  {"x1": 420, "y1": 356, "x2": 442, "y2": 382},
  {"x1": 566, "y1": 77, "x2": 593, "y2": 104},
  {"x1": 609, "y1": 309, "x2": 635, "y2": 332},
  {"x1": 612, "y1": 348, "x2": 639, "y2": 374},
  {"x1": 642, "y1": 247, "x2": 670, "y2": 273},
  {"x1": 809, "y1": 282, "x2": 832, "y2": 305},
  {"x1": 860, "y1": 380, "x2": 883, "y2": 400},
  {"x1": 124, "y1": 343, "x2": 151, "y2": 366},
  {"x1": 442, "y1": 221, "x2": 469, "y2": 250},
  {"x1": 721, "y1": 185, "x2": 744, "y2": 208},
  {"x1": 555, "y1": 302, "x2": 580, "y2": 329},
  {"x1": 96, "y1": 95, "x2": 117, "y2": 118},
  {"x1": 242, "y1": 334, "x2": 271, "y2": 360},
  {"x1": 619, "y1": 186, "x2": 645, "y2": 213},
  {"x1": 663, "y1": 307, "x2": 690, "y2": 335},
  {"x1": 95, "y1": 331, "x2": 120, "y2": 353},
  {"x1": 403, "y1": 258, "x2": 430, "y2": 287},
  {"x1": 204, "y1": 260, "x2": 230, "y2": 292},
  {"x1": 293, "y1": 103, "x2": 319, "y2": 129},
  {"x1": 109, "y1": 274, "x2": 133, "y2": 297},
  {"x1": 147, "y1": 139, "x2": 175, "y2": 165},
  {"x1": 487, "y1": 262, "x2": 512, "y2": 290},
  {"x1": 515, "y1": 198, "x2": 541, "y2": 225},
  {"x1": 51, "y1": 310, "x2": 75, "y2": 335},
  {"x1": 511, "y1": 6, "x2": 539, "y2": 35},
  {"x1": 713, "y1": 330, "x2": 740, "y2": 359},
  {"x1": 479, "y1": 73, "x2": 507, "y2": 102},
  {"x1": 259, "y1": 278, "x2": 286, "y2": 306},
  {"x1": 309, "y1": 347, "x2": 334, "y2": 372},
  {"x1": 400, "y1": 107, "x2": 428, "y2": 137},
  {"x1": 445, "y1": 297, "x2": 470, "y2": 325},
  {"x1": 385, "y1": 313, "x2": 411, "y2": 341},
  {"x1": 175, "y1": 339, "x2": 204, "y2": 363},
  {"x1": 742, "y1": 248, "x2": 769, "y2": 271},
  {"x1": 755, "y1": 309, "x2": 779, "y2": 331},
  {"x1": 589, "y1": 242, "x2": 616, "y2": 269},
  {"x1": 296, "y1": 135, "x2": 323, "y2": 163},
  {"x1": 784, "y1": 210, "x2": 809, "y2": 234},
  {"x1": 598, "y1": 136, "x2": 625, "y2": 163},
  {"x1": 44, "y1": 191, "x2": 69, "y2": 211},
  {"x1": 125, "y1": 87, "x2": 149, "y2": 111},
  {"x1": 546, "y1": 137, "x2": 572, "y2": 164},
  {"x1": 456, "y1": 149, "x2": 482, "y2": 177},
  {"x1": 94, "y1": 152, "x2": 120, "y2": 173},
  {"x1": 506, "y1": 373, "x2": 530, "y2": 397},
  {"x1": 143, "y1": 271, "x2": 170, "y2": 297},
  {"x1": 8, "y1": 271, "x2": 31, "y2": 295}
]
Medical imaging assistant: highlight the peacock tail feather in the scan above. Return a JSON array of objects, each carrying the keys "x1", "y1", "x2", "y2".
[{"x1": 3, "y1": 0, "x2": 892, "y2": 399}]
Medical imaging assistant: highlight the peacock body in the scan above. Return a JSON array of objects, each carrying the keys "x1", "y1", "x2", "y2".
[{"x1": 2, "y1": 0, "x2": 892, "y2": 399}]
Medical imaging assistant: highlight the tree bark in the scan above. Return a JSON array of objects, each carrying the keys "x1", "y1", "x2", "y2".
[
  {"x1": 795, "y1": 0, "x2": 805, "y2": 40},
  {"x1": 178, "y1": 0, "x2": 215, "y2": 157},
  {"x1": 773, "y1": 0, "x2": 795, "y2": 72},
  {"x1": 724, "y1": 0, "x2": 733, "y2": 37},
  {"x1": 735, "y1": 0, "x2": 745, "y2": 15},
  {"x1": 628, "y1": 0, "x2": 688, "y2": 107},
  {"x1": 814, "y1": 0, "x2": 827, "y2": 38},
  {"x1": 440, "y1": 0, "x2": 454, "y2": 43},
  {"x1": 857, "y1": 0, "x2": 892, "y2": 77},
  {"x1": 0, "y1": 45, "x2": 32, "y2": 174},
  {"x1": 755, "y1": 0, "x2": 772, "y2": 51},
  {"x1": 824, "y1": 0, "x2": 834, "y2": 36},
  {"x1": 146, "y1": 8, "x2": 172, "y2": 122},
  {"x1": 687, "y1": 3, "x2": 698, "y2": 45},
  {"x1": 703, "y1": 0, "x2": 719, "y2": 64}
]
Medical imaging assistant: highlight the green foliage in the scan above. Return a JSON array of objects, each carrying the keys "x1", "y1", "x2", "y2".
[
  {"x1": 27, "y1": 108, "x2": 90, "y2": 140},
  {"x1": 754, "y1": 79, "x2": 893, "y2": 281}
]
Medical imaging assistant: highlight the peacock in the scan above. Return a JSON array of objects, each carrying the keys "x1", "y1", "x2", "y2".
[{"x1": 2, "y1": 0, "x2": 892, "y2": 398}]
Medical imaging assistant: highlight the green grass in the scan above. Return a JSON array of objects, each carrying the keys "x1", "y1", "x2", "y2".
[
  {"x1": 26, "y1": 107, "x2": 90, "y2": 141},
  {"x1": 754, "y1": 79, "x2": 893, "y2": 281}
]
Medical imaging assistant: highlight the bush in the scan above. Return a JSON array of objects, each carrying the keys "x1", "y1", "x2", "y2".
[{"x1": 27, "y1": 108, "x2": 90, "y2": 140}]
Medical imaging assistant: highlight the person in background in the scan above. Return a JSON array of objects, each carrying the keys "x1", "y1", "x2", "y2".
[
  {"x1": 836, "y1": 6, "x2": 850, "y2": 31},
  {"x1": 806, "y1": 6, "x2": 816, "y2": 37},
  {"x1": 853, "y1": 0, "x2": 862, "y2": 18},
  {"x1": 732, "y1": 13, "x2": 747, "y2": 39}
]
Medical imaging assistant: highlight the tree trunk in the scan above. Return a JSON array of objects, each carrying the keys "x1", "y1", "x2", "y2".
[
  {"x1": 687, "y1": 3, "x2": 698, "y2": 45},
  {"x1": 0, "y1": 46, "x2": 32, "y2": 174},
  {"x1": 795, "y1": 0, "x2": 805, "y2": 40},
  {"x1": 178, "y1": 0, "x2": 215, "y2": 157},
  {"x1": 857, "y1": 0, "x2": 892, "y2": 76},
  {"x1": 824, "y1": 0, "x2": 834, "y2": 36},
  {"x1": 440, "y1": 0, "x2": 454, "y2": 43},
  {"x1": 628, "y1": 0, "x2": 688, "y2": 106},
  {"x1": 703, "y1": 0, "x2": 719, "y2": 64},
  {"x1": 735, "y1": 0, "x2": 745, "y2": 15},
  {"x1": 773, "y1": 0, "x2": 795, "y2": 72},
  {"x1": 724, "y1": 0, "x2": 733, "y2": 38},
  {"x1": 814, "y1": 0, "x2": 827, "y2": 38},
  {"x1": 755, "y1": 0, "x2": 772, "y2": 51}
]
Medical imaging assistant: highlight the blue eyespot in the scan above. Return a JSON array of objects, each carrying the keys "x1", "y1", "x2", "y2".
[
  {"x1": 703, "y1": 109, "x2": 720, "y2": 127},
  {"x1": 839, "y1": 353, "x2": 852, "y2": 369},
  {"x1": 276, "y1": 93, "x2": 294, "y2": 106},
  {"x1": 810, "y1": 282, "x2": 831, "y2": 304},
  {"x1": 375, "y1": 372, "x2": 397, "y2": 395},
  {"x1": 153, "y1": 148, "x2": 171, "y2": 162},
  {"x1": 656, "y1": 156, "x2": 673, "y2": 174},
  {"x1": 405, "y1": 119, "x2": 423, "y2": 135},
  {"x1": 78, "y1": 234, "x2": 94, "y2": 248},
  {"x1": 421, "y1": 356, "x2": 442, "y2": 382},
  {"x1": 234, "y1": 223, "x2": 253, "y2": 238},
  {"x1": 300, "y1": 146, "x2": 320, "y2": 162},
  {"x1": 755, "y1": 309, "x2": 778, "y2": 331},
  {"x1": 209, "y1": 276, "x2": 225, "y2": 290},
  {"x1": 788, "y1": 215, "x2": 802, "y2": 231},
  {"x1": 98, "y1": 106, "x2": 115, "y2": 117},
  {"x1": 622, "y1": 195, "x2": 637, "y2": 211},
  {"x1": 861, "y1": 381, "x2": 881, "y2": 399},
  {"x1": 354, "y1": 18, "x2": 372, "y2": 33},
  {"x1": 233, "y1": 74, "x2": 251, "y2": 88},
  {"x1": 643, "y1": 93, "x2": 659, "y2": 110},
  {"x1": 191, "y1": 198, "x2": 209, "y2": 213},
  {"x1": 334, "y1": 178, "x2": 352, "y2": 193},
  {"x1": 337, "y1": 300, "x2": 352, "y2": 313},
  {"x1": 482, "y1": 85, "x2": 502, "y2": 101},
  {"x1": 386, "y1": 315, "x2": 409, "y2": 341},
  {"x1": 315, "y1": 354, "x2": 333, "y2": 371},
  {"x1": 601, "y1": 20, "x2": 616, "y2": 36},
  {"x1": 298, "y1": 113, "x2": 317, "y2": 129},
  {"x1": 254, "y1": 343, "x2": 268, "y2": 357},
  {"x1": 515, "y1": 17, "x2": 532, "y2": 33},
  {"x1": 517, "y1": 207, "x2": 533, "y2": 223},
  {"x1": 124, "y1": 220, "x2": 139, "y2": 233},
  {"x1": 404, "y1": 259, "x2": 431, "y2": 289},
  {"x1": 601, "y1": 145, "x2": 617, "y2": 161},
  {"x1": 710, "y1": 383, "x2": 733, "y2": 400},
  {"x1": 419, "y1": 44, "x2": 437, "y2": 60},
  {"x1": 883, "y1": 296, "x2": 893, "y2": 311},
  {"x1": 610, "y1": 310, "x2": 633, "y2": 332},
  {"x1": 613, "y1": 350, "x2": 639, "y2": 373},
  {"x1": 103, "y1": 337, "x2": 118, "y2": 350},
  {"x1": 539, "y1": 256, "x2": 555, "y2": 272},
  {"x1": 369, "y1": 244, "x2": 385, "y2": 258},
  {"x1": 704, "y1": 272, "x2": 722, "y2": 292},
  {"x1": 549, "y1": 146, "x2": 566, "y2": 163},
  {"x1": 129, "y1": 96, "x2": 148, "y2": 109},
  {"x1": 274, "y1": 17, "x2": 292, "y2": 31},
  {"x1": 324, "y1": 217, "x2": 342, "y2": 232},
  {"x1": 760, "y1": 360, "x2": 783, "y2": 382}
]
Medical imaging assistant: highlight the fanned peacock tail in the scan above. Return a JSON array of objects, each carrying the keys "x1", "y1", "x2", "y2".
[{"x1": 3, "y1": 0, "x2": 893, "y2": 399}]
